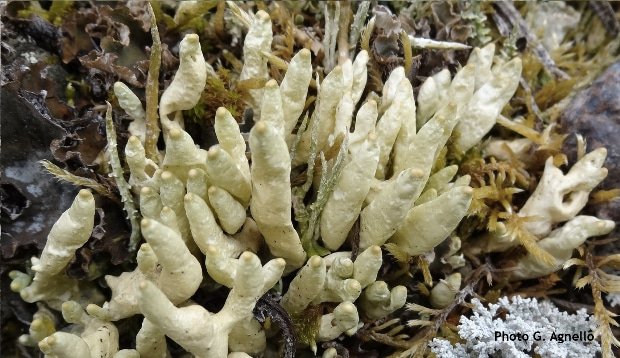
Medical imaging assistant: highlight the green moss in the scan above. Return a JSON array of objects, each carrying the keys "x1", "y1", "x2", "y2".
[
  {"x1": 17, "y1": 1, "x2": 74, "y2": 26},
  {"x1": 291, "y1": 305, "x2": 323, "y2": 348},
  {"x1": 184, "y1": 68, "x2": 245, "y2": 123}
]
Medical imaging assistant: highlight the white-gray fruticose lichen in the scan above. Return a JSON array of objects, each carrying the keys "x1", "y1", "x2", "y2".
[
  {"x1": 9, "y1": 4, "x2": 613, "y2": 358},
  {"x1": 429, "y1": 296, "x2": 600, "y2": 358}
]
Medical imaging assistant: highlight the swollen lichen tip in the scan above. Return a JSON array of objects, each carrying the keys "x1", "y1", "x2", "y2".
[
  {"x1": 256, "y1": 10, "x2": 270, "y2": 21},
  {"x1": 309, "y1": 256, "x2": 323, "y2": 268},
  {"x1": 207, "y1": 146, "x2": 220, "y2": 158},
  {"x1": 254, "y1": 121, "x2": 267, "y2": 134},
  {"x1": 240, "y1": 251, "x2": 253, "y2": 262},
  {"x1": 161, "y1": 171, "x2": 173, "y2": 181},
  {"x1": 31, "y1": 319, "x2": 43, "y2": 330},
  {"x1": 348, "y1": 280, "x2": 361, "y2": 292},
  {"x1": 410, "y1": 168, "x2": 425, "y2": 178},
  {"x1": 77, "y1": 189, "x2": 91, "y2": 199},
  {"x1": 341, "y1": 302, "x2": 355, "y2": 313},
  {"x1": 341, "y1": 259, "x2": 354, "y2": 270},
  {"x1": 185, "y1": 33, "x2": 199, "y2": 42},
  {"x1": 169, "y1": 128, "x2": 182, "y2": 139},
  {"x1": 128, "y1": 136, "x2": 140, "y2": 145},
  {"x1": 274, "y1": 258, "x2": 286, "y2": 268},
  {"x1": 216, "y1": 107, "x2": 227, "y2": 116}
]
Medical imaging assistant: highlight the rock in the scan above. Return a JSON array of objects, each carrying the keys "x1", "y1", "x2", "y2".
[{"x1": 0, "y1": 84, "x2": 78, "y2": 261}]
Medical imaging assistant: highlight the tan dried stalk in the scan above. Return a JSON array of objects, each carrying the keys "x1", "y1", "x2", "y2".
[{"x1": 145, "y1": 4, "x2": 162, "y2": 163}]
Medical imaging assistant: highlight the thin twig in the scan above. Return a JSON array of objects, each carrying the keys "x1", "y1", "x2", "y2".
[
  {"x1": 322, "y1": 1, "x2": 340, "y2": 72},
  {"x1": 494, "y1": 1, "x2": 569, "y2": 80},
  {"x1": 400, "y1": 264, "x2": 493, "y2": 358},
  {"x1": 145, "y1": 4, "x2": 162, "y2": 163},
  {"x1": 408, "y1": 36, "x2": 471, "y2": 50},
  {"x1": 40, "y1": 160, "x2": 118, "y2": 203},
  {"x1": 588, "y1": 1, "x2": 619, "y2": 38},
  {"x1": 348, "y1": 1, "x2": 370, "y2": 57},
  {"x1": 401, "y1": 30, "x2": 413, "y2": 75},
  {"x1": 337, "y1": 0, "x2": 351, "y2": 65},
  {"x1": 226, "y1": 1, "x2": 254, "y2": 28},
  {"x1": 585, "y1": 249, "x2": 620, "y2": 357},
  {"x1": 519, "y1": 78, "x2": 544, "y2": 122},
  {"x1": 105, "y1": 102, "x2": 141, "y2": 253}
]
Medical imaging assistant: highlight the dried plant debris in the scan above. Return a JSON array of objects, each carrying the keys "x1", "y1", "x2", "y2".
[
  {"x1": 588, "y1": 1, "x2": 620, "y2": 38},
  {"x1": 2, "y1": 1, "x2": 620, "y2": 357},
  {"x1": 253, "y1": 293, "x2": 297, "y2": 358}
]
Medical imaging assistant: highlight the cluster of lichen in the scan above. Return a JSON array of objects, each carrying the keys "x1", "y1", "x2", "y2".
[{"x1": 7, "y1": 2, "x2": 620, "y2": 358}]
